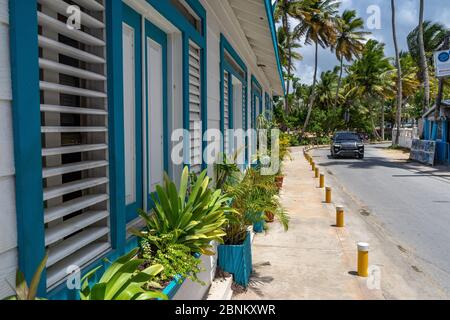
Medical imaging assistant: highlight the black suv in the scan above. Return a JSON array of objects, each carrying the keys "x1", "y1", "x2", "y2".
[{"x1": 330, "y1": 132, "x2": 365, "y2": 159}]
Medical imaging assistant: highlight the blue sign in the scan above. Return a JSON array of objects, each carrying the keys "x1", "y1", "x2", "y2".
[{"x1": 438, "y1": 52, "x2": 450, "y2": 62}]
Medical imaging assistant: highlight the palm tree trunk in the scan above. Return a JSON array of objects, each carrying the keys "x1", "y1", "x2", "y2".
[
  {"x1": 301, "y1": 42, "x2": 319, "y2": 137},
  {"x1": 282, "y1": 2, "x2": 291, "y2": 113},
  {"x1": 334, "y1": 57, "x2": 344, "y2": 108},
  {"x1": 381, "y1": 104, "x2": 385, "y2": 141},
  {"x1": 391, "y1": 0, "x2": 403, "y2": 146},
  {"x1": 418, "y1": 0, "x2": 430, "y2": 112}
]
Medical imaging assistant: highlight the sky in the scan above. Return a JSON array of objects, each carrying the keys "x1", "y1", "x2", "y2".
[{"x1": 294, "y1": 0, "x2": 450, "y2": 85}]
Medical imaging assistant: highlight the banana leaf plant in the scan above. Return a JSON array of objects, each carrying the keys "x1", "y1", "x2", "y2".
[
  {"x1": 4, "y1": 254, "x2": 48, "y2": 300},
  {"x1": 80, "y1": 248, "x2": 167, "y2": 300},
  {"x1": 134, "y1": 167, "x2": 234, "y2": 256}
]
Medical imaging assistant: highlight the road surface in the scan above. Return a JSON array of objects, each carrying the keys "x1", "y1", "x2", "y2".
[{"x1": 313, "y1": 144, "x2": 450, "y2": 295}]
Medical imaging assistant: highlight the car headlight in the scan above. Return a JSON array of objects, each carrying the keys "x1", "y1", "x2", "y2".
[{"x1": 334, "y1": 144, "x2": 341, "y2": 149}]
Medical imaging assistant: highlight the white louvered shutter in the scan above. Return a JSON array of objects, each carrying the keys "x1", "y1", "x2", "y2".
[
  {"x1": 37, "y1": 0, "x2": 110, "y2": 289},
  {"x1": 189, "y1": 41, "x2": 202, "y2": 173},
  {"x1": 223, "y1": 71, "x2": 229, "y2": 155}
]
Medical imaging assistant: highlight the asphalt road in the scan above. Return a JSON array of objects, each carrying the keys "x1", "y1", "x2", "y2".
[{"x1": 313, "y1": 144, "x2": 450, "y2": 294}]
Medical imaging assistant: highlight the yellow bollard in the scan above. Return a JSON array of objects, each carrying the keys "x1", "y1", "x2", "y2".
[
  {"x1": 312, "y1": 162, "x2": 315, "y2": 171},
  {"x1": 336, "y1": 205, "x2": 345, "y2": 227},
  {"x1": 357, "y1": 242, "x2": 369, "y2": 277},
  {"x1": 315, "y1": 167, "x2": 319, "y2": 178},
  {"x1": 325, "y1": 187, "x2": 332, "y2": 203},
  {"x1": 319, "y1": 174, "x2": 325, "y2": 188}
]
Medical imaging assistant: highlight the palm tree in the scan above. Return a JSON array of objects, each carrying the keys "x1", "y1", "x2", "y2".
[
  {"x1": 277, "y1": 26, "x2": 303, "y2": 112},
  {"x1": 333, "y1": 10, "x2": 368, "y2": 107},
  {"x1": 347, "y1": 40, "x2": 394, "y2": 139},
  {"x1": 275, "y1": 0, "x2": 305, "y2": 112},
  {"x1": 417, "y1": 0, "x2": 428, "y2": 111},
  {"x1": 391, "y1": 0, "x2": 403, "y2": 146},
  {"x1": 407, "y1": 21, "x2": 447, "y2": 112},
  {"x1": 294, "y1": 0, "x2": 340, "y2": 137}
]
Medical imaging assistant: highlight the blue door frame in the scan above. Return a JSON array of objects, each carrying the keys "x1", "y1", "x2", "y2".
[
  {"x1": 251, "y1": 76, "x2": 262, "y2": 129},
  {"x1": 220, "y1": 35, "x2": 248, "y2": 161},
  {"x1": 123, "y1": 4, "x2": 144, "y2": 223},
  {"x1": 145, "y1": 20, "x2": 169, "y2": 206}
]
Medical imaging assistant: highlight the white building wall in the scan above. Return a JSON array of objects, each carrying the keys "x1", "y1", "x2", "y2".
[{"x1": 0, "y1": 0, "x2": 18, "y2": 300}]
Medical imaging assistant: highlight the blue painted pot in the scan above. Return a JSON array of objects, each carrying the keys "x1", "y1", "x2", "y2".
[
  {"x1": 218, "y1": 232, "x2": 253, "y2": 287},
  {"x1": 253, "y1": 220, "x2": 265, "y2": 233}
]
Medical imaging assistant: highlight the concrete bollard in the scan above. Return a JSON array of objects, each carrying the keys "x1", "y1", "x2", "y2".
[
  {"x1": 325, "y1": 187, "x2": 332, "y2": 203},
  {"x1": 315, "y1": 167, "x2": 319, "y2": 178},
  {"x1": 357, "y1": 242, "x2": 369, "y2": 277},
  {"x1": 319, "y1": 174, "x2": 325, "y2": 188},
  {"x1": 336, "y1": 205, "x2": 344, "y2": 227}
]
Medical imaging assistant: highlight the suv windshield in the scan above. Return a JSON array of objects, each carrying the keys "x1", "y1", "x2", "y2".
[{"x1": 334, "y1": 133, "x2": 361, "y2": 142}]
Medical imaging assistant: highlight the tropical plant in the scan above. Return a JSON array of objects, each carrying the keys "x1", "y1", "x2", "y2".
[
  {"x1": 223, "y1": 168, "x2": 289, "y2": 245},
  {"x1": 407, "y1": 20, "x2": 447, "y2": 111},
  {"x1": 333, "y1": 10, "x2": 368, "y2": 107},
  {"x1": 347, "y1": 40, "x2": 394, "y2": 139},
  {"x1": 140, "y1": 235, "x2": 204, "y2": 288},
  {"x1": 134, "y1": 167, "x2": 231, "y2": 255},
  {"x1": 80, "y1": 249, "x2": 167, "y2": 300},
  {"x1": 275, "y1": 0, "x2": 306, "y2": 112},
  {"x1": 4, "y1": 254, "x2": 47, "y2": 300},
  {"x1": 214, "y1": 151, "x2": 242, "y2": 190},
  {"x1": 293, "y1": 0, "x2": 340, "y2": 137}
]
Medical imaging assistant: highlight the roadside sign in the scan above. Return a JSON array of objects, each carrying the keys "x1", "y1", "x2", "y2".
[{"x1": 434, "y1": 49, "x2": 450, "y2": 78}]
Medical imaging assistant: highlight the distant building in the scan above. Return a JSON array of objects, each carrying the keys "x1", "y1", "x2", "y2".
[{"x1": 422, "y1": 100, "x2": 450, "y2": 164}]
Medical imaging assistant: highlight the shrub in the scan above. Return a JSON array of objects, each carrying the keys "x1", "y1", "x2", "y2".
[{"x1": 134, "y1": 167, "x2": 233, "y2": 255}]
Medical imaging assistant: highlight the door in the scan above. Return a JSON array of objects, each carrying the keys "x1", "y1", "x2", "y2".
[
  {"x1": 146, "y1": 21, "x2": 168, "y2": 201},
  {"x1": 123, "y1": 5, "x2": 143, "y2": 223}
]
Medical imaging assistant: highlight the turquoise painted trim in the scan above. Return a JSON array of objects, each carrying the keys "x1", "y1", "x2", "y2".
[
  {"x1": 432, "y1": 122, "x2": 438, "y2": 140},
  {"x1": 106, "y1": 0, "x2": 126, "y2": 252},
  {"x1": 9, "y1": 0, "x2": 46, "y2": 296},
  {"x1": 144, "y1": 20, "x2": 169, "y2": 204},
  {"x1": 48, "y1": 238, "x2": 139, "y2": 300},
  {"x1": 264, "y1": 0, "x2": 286, "y2": 95},
  {"x1": 146, "y1": 0, "x2": 207, "y2": 169},
  {"x1": 220, "y1": 35, "x2": 248, "y2": 153},
  {"x1": 251, "y1": 75, "x2": 263, "y2": 128},
  {"x1": 146, "y1": 0, "x2": 205, "y2": 47},
  {"x1": 123, "y1": 4, "x2": 144, "y2": 223}
]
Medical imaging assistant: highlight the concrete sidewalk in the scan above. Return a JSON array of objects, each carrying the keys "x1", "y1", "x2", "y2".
[{"x1": 233, "y1": 147, "x2": 446, "y2": 300}]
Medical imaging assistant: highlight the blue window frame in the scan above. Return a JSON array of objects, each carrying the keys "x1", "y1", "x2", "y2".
[
  {"x1": 220, "y1": 35, "x2": 248, "y2": 155},
  {"x1": 123, "y1": 4, "x2": 144, "y2": 224},
  {"x1": 251, "y1": 75, "x2": 263, "y2": 129},
  {"x1": 146, "y1": 0, "x2": 207, "y2": 170},
  {"x1": 145, "y1": 20, "x2": 169, "y2": 206}
]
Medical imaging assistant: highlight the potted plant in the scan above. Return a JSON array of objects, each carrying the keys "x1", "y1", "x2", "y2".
[
  {"x1": 218, "y1": 167, "x2": 289, "y2": 286},
  {"x1": 132, "y1": 167, "x2": 233, "y2": 297},
  {"x1": 80, "y1": 248, "x2": 167, "y2": 300}
]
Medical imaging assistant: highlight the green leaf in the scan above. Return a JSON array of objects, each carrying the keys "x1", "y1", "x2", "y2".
[
  {"x1": 100, "y1": 248, "x2": 139, "y2": 283},
  {"x1": 27, "y1": 253, "x2": 48, "y2": 300},
  {"x1": 178, "y1": 166, "x2": 189, "y2": 201},
  {"x1": 135, "y1": 291, "x2": 168, "y2": 301},
  {"x1": 14, "y1": 270, "x2": 28, "y2": 300},
  {"x1": 90, "y1": 283, "x2": 107, "y2": 300},
  {"x1": 104, "y1": 259, "x2": 145, "y2": 300}
]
